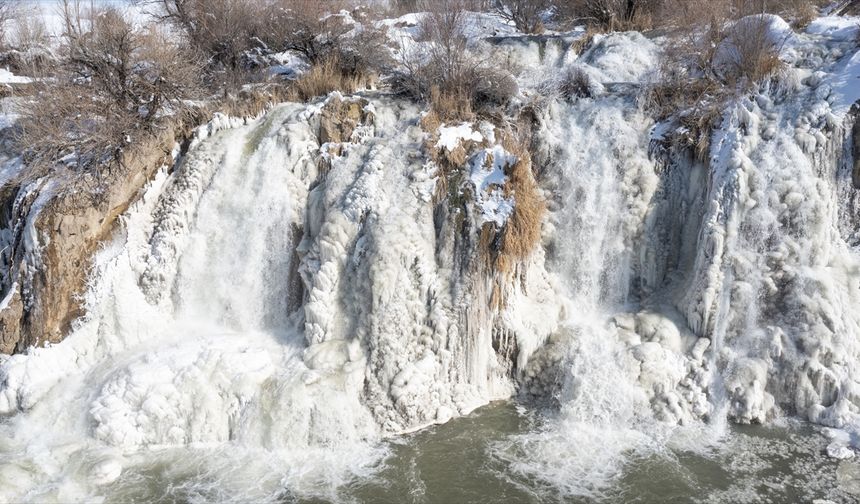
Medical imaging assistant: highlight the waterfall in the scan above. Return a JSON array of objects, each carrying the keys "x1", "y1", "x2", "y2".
[
  {"x1": 0, "y1": 105, "x2": 384, "y2": 503},
  {"x1": 0, "y1": 16, "x2": 858, "y2": 503},
  {"x1": 0, "y1": 96, "x2": 564, "y2": 502},
  {"x1": 492, "y1": 27, "x2": 860, "y2": 498}
]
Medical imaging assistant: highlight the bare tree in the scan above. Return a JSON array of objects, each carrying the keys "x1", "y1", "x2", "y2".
[
  {"x1": 0, "y1": 0, "x2": 14, "y2": 47},
  {"x1": 493, "y1": 0, "x2": 550, "y2": 34},
  {"x1": 19, "y1": 0, "x2": 201, "y2": 169},
  {"x1": 139, "y1": 0, "x2": 264, "y2": 70}
]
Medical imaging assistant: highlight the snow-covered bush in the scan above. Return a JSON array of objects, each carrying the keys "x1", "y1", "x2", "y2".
[
  {"x1": 0, "y1": 2, "x2": 57, "y2": 75},
  {"x1": 714, "y1": 14, "x2": 787, "y2": 86},
  {"x1": 644, "y1": 4, "x2": 800, "y2": 159},
  {"x1": 557, "y1": 66, "x2": 595, "y2": 99}
]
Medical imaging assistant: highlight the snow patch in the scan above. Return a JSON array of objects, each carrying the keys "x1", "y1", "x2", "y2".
[{"x1": 436, "y1": 123, "x2": 483, "y2": 152}]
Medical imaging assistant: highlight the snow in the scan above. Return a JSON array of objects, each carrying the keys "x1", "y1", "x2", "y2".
[
  {"x1": 824, "y1": 48, "x2": 860, "y2": 116},
  {"x1": 3, "y1": 3, "x2": 860, "y2": 499},
  {"x1": 435, "y1": 123, "x2": 483, "y2": 151},
  {"x1": 0, "y1": 69, "x2": 31, "y2": 85},
  {"x1": 807, "y1": 16, "x2": 860, "y2": 41},
  {"x1": 578, "y1": 31, "x2": 660, "y2": 84},
  {"x1": 468, "y1": 145, "x2": 517, "y2": 226},
  {"x1": 5, "y1": 0, "x2": 148, "y2": 46}
]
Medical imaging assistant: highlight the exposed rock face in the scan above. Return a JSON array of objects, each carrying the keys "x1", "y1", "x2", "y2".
[
  {"x1": 0, "y1": 289, "x2": 22, "y2": 354},
  {"x1": 318, "y1": 95, "x2": 373, "y2": 145},
  {"x1": 852, "y1": 109, "x2": 860, "y2": 188},
  {"x1": 0, "y1": 119, "x2": 198, "y2": 353}
]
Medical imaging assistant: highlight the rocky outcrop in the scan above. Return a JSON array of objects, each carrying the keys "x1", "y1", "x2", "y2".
[
  {"x1": 852, "y1": 108, "x2": 860, "y2": 188},
  {"x1": 0, "y1": 289, "x2": 22, "y2": 354},
  {"x1": 0, "y1": 115, "x2": 204, "y2": 353},
  {"x1": 318, "y1": 95, "x2": 373, "y2": 145}
]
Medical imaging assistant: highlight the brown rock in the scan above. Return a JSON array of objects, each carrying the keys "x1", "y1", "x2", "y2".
[
  {"x1": 318, "y1": 96, "x2": 373, "y2": 145},
  {"x1": 0, "y1": 286, "x2": 22, "y2": 354},
  {"x1": 0, "y1": 113, "x2": 203, "y2": 353},
  {"x1": 853, "y1": 112, "x2": 860, "y2": 189}
]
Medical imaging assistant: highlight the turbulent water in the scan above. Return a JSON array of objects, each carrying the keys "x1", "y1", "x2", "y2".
[{"x1": 1, "y1": 20, "x2": 860, "y2": 504}]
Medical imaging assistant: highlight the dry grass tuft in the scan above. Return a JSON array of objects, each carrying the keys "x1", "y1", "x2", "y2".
[
  {"x1": 494, "y1": 134, "x2": 545, "y2": 274},
  {"x1": 422, "y1": 87, "x2": 473, "y2": 130},
  {"x1": 286, "y1": 57, "x2": 371, "y2": 102},
  {"x1": 570, "y1": 25, "x2": 602, "y2": 54},
  {"x1": 220, "y1": 84, "x2": 291, "y2": 118}
]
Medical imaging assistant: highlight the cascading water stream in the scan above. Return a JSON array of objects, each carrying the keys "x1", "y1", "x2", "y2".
[
  {"x1": 0, "y1": 17, "x2": 858, "y2": 503},
  {"x1": 0, "y1": 104, "x2": 383, "y2": 503}
]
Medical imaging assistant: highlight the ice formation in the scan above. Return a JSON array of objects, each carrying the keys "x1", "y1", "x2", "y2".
[{"x1": 0, "y1": 9, "x2": 859, "y2": 503}]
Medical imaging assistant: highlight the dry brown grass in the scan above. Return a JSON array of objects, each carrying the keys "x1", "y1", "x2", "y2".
[
  {"x1": 494, "y1": 134, "x2": 545, "y2": 274},
  {"x1": 286, "y1": 56, "x2": 370, "y2": 102},
  {"x1": 570, "y1": 25, "x2": 602, "y2": 54},
  {"x1": 219, "y1": 84, "x2": 291, "y2": 117},
  {"x1": 717, "y1": 14, "x2": 786, "y2": 86}
]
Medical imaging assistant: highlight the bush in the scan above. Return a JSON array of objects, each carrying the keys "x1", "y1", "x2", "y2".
[
  {"x1": 493, "y1": 0, "x2": 551, "y2": 34},
  {"x1": 261, "y1": 0, "x2": 349, "y2": 64},
  {"x1": 558, "y1": 66, "x2": 595, "y2": 99},
  {"x1": 0, "y1": 5, "x2": 55, "y2": 77},
  {"x1": 643, "y1": 2, "x2": 792, "y2": 160},
  {"x1": 18, "y1": 1, "x2": 201, "y2": 170},
  {"x1": 558, "y1": 0, "x2": 662, "y2": 30},
  {"x1": 393, "y1": 0, "x2": 517, "y2": 120},
  {"x1": 0, "y1": 0, "x2": 12, "y2": 47},
  {"x1": 714, "y1": 14, "x2": 785, "y2": 86},
  {"x1": 142, "y1": 0, "x2": 264, "y2": 72},
  {"x1": 287, "y1": 56, "x2": 365, "y2": 101}
]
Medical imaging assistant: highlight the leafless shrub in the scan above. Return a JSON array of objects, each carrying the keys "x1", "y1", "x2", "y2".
[
  {"x1": 493, "y1": 0, "x2": 550, "y2": 34},
  {"x1": 10, "y1": 10, "x2": 50, "y2": 50},
  {"x1": 558, "y1": 66, "x2": 594, "y2": 99},
  {"x1": 558, "y1": 0, "x2": 662, "y2": 30},
  {"x1": 0, "y1": 6, "x2": 55, "y2": 77},
  {"x1": 141, "y1": 0, "x2": 265, "y2": 71},
  {"x1": 393, "y1": 0, "x2": 517, "y2": 121},
  {"x1": 714, "y1": 14, "x2": 785, "y2": 86},
  {"x1": 257, "y1": 2, "x2": 392, "y2": 100},
  {"x1": 18, "y1": 1, "x2": 201, "y2": 170},
  {"x1": 0, "y1": 0, "x2": 12, "y2": 47},
  {"x1": 771, "y1": 0, "x2": 824, "y2": 28},
  {"x1": 644, "y1": 1, "x2": 791, "y2": 160},
  {"x1": 260, "y1": 0, "x2": 349, "y2": 64}
]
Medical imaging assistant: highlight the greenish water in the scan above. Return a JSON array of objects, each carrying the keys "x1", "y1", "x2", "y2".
[
  {"x1": 330, "y1": 402, "x2": 857, "y2": 504},
  {"x1": 104, "y1": 401, "x2": 859, "y2": 504}
]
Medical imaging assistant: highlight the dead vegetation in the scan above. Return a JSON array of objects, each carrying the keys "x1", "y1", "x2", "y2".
[
  {"x1": 18, "y1": 0, "x2": 202, "y2": 171},
  {"x1": 493, "y1": 0, "x2": 551, "y2": 34},
  {"x1": 286, "y1": 56, "x2": 367, "y2": 102},
  {"x1": 641, "y1": 0, "x2": 819, "y2": 159},
  {"x1": 393, "y1": 0, "x2": 518, "y2": 126},
  {"x1": 494, "y1": 134, "x2": 545, "y2": 274}
]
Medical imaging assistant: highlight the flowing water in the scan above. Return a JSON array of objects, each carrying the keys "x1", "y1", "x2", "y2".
[
  {"x1": 87, "y1": 402, "x2": 860, "y2": 503},
  {"x1": 1, "y1": 45, "x2": 860, "y2": 500}
]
